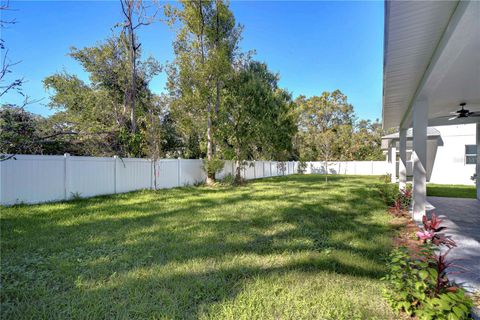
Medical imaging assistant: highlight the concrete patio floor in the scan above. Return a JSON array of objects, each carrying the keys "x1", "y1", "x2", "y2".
[{"x1": 426, "y1": 196, "x2": 480, "y2": 293}]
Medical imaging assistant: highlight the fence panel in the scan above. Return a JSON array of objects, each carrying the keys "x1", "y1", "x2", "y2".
[
  {"x1": 157, "y1": 159, "x2": 179, "y2": 189},
  {"x1": 0, "y1": 155, "x2": 65, "y2": 205},
  {"x1": 271, "y1": 162, "x2": 278, "y2": 176},
  {"x1": 69, "y1": 156, "x2": 115, "y2": 198},
  {"x1": 217, "y1": 160, "x2": 235, "y2": 180},
  {"x1": 116, "y1": 157, "x2": 152, "y2": 193},
  {"x1": 0, "y1": 155, "x2": 389, "y2": 205},
  {"x1": 180, "y1": 159, "x2": 204, "y2": 186},
  {"x1": 264, "y1": 161, "x2": 271, "y2": 177},
  {"x1": 255, "y1": 161, "x2": 264, "y2": 178},
  {"x1": 244, "y1": 162, "x2": 255, "y2": 180}
]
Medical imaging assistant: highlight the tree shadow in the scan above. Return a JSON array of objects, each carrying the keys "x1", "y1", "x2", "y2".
[{"x1": 1, "y1": 175, "x2": 394, "y2": 319}]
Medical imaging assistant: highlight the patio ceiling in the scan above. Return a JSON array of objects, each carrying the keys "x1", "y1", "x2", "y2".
[{"x1": 382, "y1": 0, "x2": 480, "y2": 129}]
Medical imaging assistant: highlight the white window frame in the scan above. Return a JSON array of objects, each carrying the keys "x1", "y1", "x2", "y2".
[{"x1": 465, "y1": 144, "x2": 477, "y2": 165}]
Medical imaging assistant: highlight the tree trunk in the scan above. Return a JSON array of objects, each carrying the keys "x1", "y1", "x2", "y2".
[
  {"x1": 129, "y1": 23, "x2": 137, "y2": 134},
  {"x1": 235, "y1": 147, "x2": 242, "y2": 182},
  {"x1": 324, "y1": 158, "x2": 328, "y2": 182},
  {"x1": 206, "y1": 102, "x2": 215, "y2": 185},
  {"x1": 214, "y1": 0, "x2": 220, "y2": 117}
]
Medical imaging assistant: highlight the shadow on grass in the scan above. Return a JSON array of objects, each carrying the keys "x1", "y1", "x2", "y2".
[{"x1": 1, "y1": 174, "x2": 394, "y2": 319}]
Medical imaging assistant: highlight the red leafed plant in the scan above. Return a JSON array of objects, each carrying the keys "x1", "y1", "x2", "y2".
[
  {"x1": 418, "y1": 213, "x2": 456, "y2": 248},
  {"x1": 388, "y1": 186, "x2": 413, "y2": 216}
]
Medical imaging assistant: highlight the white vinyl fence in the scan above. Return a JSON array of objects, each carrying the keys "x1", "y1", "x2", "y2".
[{"x1": 0, "y1": 155, "x2": 388, "y2": 205}]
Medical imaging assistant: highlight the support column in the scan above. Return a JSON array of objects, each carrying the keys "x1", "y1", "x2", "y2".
[
  {"x1": 412, "y1": 100, "x2": 428, "y2": 222},
  {"x1": 388, "y1": 143, "x2": 396, "y2": 183},
  {"x1": 399, "y1": 128, "x2": 407, "y2": 190},
  {"x1": 476, "y1": 122, "x2": 479, "y2": 200}
]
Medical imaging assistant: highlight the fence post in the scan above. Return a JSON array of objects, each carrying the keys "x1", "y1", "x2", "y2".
[
  {"x1": 113, "y1": 156, "x2": 118, "y2": 194},
  {"x1": 64, "y1": 153, "x2": 70, "y2": 200},
  {"x1": 253, "y1": 160, "x2": 256, "y2": 179},
  {"x1": 177, "y1": 158, "x2": 181, "y2": 187},
  {"x1": 150, "y1": 159, "x2": 154, "y2": 190},
  {"x1": 371, "y1": 160, "x2": 374, "y2": 175}
]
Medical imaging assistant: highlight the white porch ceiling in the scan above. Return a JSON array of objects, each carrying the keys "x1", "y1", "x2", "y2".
[{"x1": 382, "y1": 0, "x2": 480, "y2": 129}]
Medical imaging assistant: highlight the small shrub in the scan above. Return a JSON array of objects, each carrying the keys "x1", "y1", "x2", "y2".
[
  {"x1": 220, "y1": 173, "x2": 235, "y2": 186},
  {"x1": 70, "y1": 192, "x2": 82, "y2": 200},
  {"x1": 384, "y1": 247, "x2": 473, "y2": 319},
  {"x1": 417, "y1": 213, "x2": 456, "y2": 248},
  {"x1": 193, "y1": 180, "x2": 205, "y2": 187},
  {"x1": 378, "y1": 174, "x2": 412, "y2": 216},
  {"x1": 378, "y1": 175, "x2": 398, "y2": 207},
  {"x1": 389, "y1": 185, "x2": 412, "y2": 216},
  {"x1": 202, "y1": 158, "x2": 225, "y2": 177},
  {"x1": 383, "y1": 212, "x2": 473, "y2": 319}
]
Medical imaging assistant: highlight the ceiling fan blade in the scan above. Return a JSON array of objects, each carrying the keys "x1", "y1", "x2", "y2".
[
  {"x1": 448, "y1": 116, "x2": 459, "y2": 121},
  {"x1": 469, "y1": 112, "x2": 480, "y2": 117},
  {"x1": 449, "y1": 111, "x2": 459, "y2": 115}
]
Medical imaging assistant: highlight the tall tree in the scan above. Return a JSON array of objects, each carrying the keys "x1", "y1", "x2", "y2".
[
  {"x1": 219, "y1": 60, "x2": 296, "y2": 180},
  {"x1": 119, "y1": 0, "x2": 157, "y2": 134},
  {"x1": 295, "y1": 90, "x2": 355, "y2": 161},
  {"x1": 44, "y1": 33, "x2": 160, "y2": 157},
  {"x1": 165, "y1": 0, "x2": 241, "y2": 184},
  {"x1": 316, "y1": 129, "x2": 336, "y2": 182}
]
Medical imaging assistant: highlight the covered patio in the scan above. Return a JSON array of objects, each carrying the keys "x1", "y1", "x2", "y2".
[
  {"x1": 382, "y1": 0, "x2": 480, "y2": 221},
  {"x1": 427, "y1": 196, "x2": 480, "y2": 292}
]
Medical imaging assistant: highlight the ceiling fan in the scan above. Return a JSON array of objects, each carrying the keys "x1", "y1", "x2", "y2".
[{"x1": 447, "y1": 102, "x2": 480, "y2": 120}]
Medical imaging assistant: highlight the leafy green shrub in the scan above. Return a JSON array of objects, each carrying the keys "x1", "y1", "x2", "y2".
[
  {"x1": 384, "y1": 247, "x2": 473, "y2": 319},
  {"x1": 378, "y1": 175, "x2": 398, "y2": 207},
  {"x1": 383, "y1": 213, "x2": 473, "y2": 319},
  {"x1": 389, "y1": 185, "x2": 412, "y2": 216},
  {"x1": 220, "y1": 173, "x2": 235, "y2": 186},
  {"x1": 202, "y1": 158, "x2": 225, "y2": 177}
]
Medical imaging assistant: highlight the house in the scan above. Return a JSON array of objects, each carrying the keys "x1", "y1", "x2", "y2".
[
  {"x1": 381, "y1": 0, "x2": 480, "y2": 221},
  {"x1": 382, "y1": 124, "x2": 477, "y2": 186}
]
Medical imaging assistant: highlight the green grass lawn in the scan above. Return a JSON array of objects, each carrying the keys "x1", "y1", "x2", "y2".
[
  {"x1": 1, "y1": 175, "x2": 397, "y2": 319},
  {"x1": 427, "y1": 183, "x2": 477, "y2": 199}
]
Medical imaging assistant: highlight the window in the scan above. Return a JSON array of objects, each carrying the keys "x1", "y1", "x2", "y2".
[{"x1": 465, "y1": 145, "x2": 477, "y2": 164}]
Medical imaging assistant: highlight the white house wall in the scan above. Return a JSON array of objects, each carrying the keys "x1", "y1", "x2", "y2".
[{"x1": 429, "y1": 124, "x2": 476, "y2": 185}]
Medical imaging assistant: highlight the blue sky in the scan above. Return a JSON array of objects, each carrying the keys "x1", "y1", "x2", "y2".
[{"x1": 2, "y1": 1, "x2": 384, "y2": 121}]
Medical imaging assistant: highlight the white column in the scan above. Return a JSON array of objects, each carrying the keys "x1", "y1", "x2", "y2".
[
  {"x1": 476, "y1": 122, "x2": 479, "y2": 200},
  {"x1": 412, "y1": 100, "x2": 428, "y2": 221},
  {"x1": 389, "y1": 144, "x2": 397, "y2": 183},
  {"x1": 399, "y1": 128, "x2": 407, "y2": 190}
]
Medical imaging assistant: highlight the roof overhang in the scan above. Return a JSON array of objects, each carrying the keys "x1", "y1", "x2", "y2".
[
  {"x1": 381, "y1": 127, "x2": 441, "y2": 140},
  {"x1": 382, "y1": 0, "x2": 480, "y2": 130}
]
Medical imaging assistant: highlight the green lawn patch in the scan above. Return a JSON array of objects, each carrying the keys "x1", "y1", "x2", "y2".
[
  {"x1": 1, "y1": 175, "x2": 397, "y2": 319},
  {"x1": 427, "y1": 183, "x2": 476, "y2": 199}
]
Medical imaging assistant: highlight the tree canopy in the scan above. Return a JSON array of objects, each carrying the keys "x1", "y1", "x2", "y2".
[{"x1": 1, "y1": 0, "x2": 387, "y2": 165}]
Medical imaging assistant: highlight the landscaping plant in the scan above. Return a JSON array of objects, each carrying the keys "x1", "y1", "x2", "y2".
[
  {"x1": 383, "y1": 213, "x2": 473, "y2": 319},
  {"x1": 378, "y1": 174, "x2": 398, "y2": 207},
  {"x1": 378, "y1": 176, "x2": 412, "y2": 216}
]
